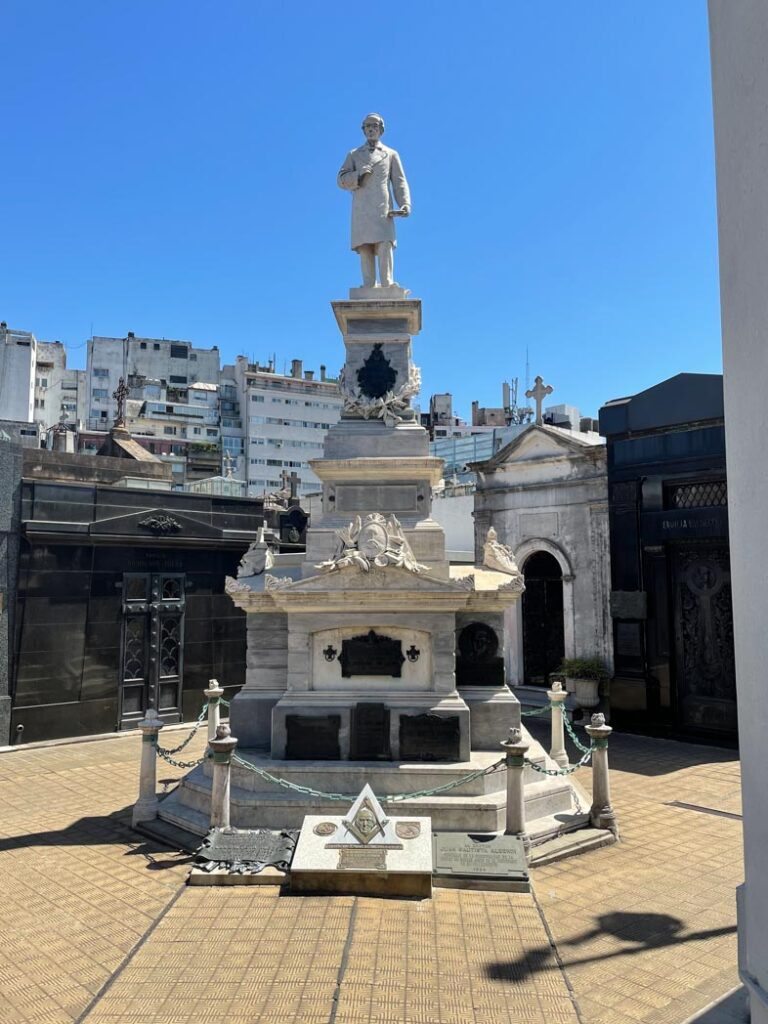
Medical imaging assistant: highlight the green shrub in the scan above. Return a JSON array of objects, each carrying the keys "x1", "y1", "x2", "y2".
[{"x1": 556, "y1": 657, "x2": 610, "y2": 683}]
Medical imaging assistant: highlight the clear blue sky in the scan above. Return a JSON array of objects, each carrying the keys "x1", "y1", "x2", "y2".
[{"x1": 1, "y1": 1, "x2": 720, "y2": 420}]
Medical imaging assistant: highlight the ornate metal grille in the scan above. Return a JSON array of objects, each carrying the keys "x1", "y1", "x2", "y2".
[
  {"x1": 669, "y1": 481, "x2": 727, "y2": 510},
  {"x1": 162, "y1": 577, "x2": 181, "y2": 600},
  {"x1": 123, "y1": 617, "x2": 146, "y2": 680},
  {"x1": 160, "y1": 617, "x2": 181, "y2": 677}
]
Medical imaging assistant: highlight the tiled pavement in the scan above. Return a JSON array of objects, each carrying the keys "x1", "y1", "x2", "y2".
[{"x1": 0, "y1": 723, "x2": 743, "y2": 1024}]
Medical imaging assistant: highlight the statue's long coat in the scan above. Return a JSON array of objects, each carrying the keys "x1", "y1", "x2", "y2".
[{"x1": 337, "y1": 142, "x2": 410, "y2": 252}]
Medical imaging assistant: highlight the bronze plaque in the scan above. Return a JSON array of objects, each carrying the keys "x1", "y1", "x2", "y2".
[
  {"x1": 350, "y1": 703, "x2": 391, "y2": 760},
  {"x1": 285, "y1": 714, "x2": 341, "y2": 760},
  {"x1": 338, "y1": 847, "x2": 387, "y2": 871},
  {"x1": 399, "y1": 713, "x2": 460, "y2": 762},
  {"x1": 432, "y1": 833, "x2": 528, "y2": 879},
  {"x1": 340, "y1": 630, "x2": 405, "y2": 678}
]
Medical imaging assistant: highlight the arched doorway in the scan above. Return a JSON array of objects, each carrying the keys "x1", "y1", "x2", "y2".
[{"x1": 522, "y1": 551, "x2": 565, "y2": 685}]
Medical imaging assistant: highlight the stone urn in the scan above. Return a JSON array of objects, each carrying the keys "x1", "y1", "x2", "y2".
[
  {"x1": 557, "y1": 659, "x2": 609, "y2": 718},
  {"x1": 570, "y1": 676, "x2": 600, "y2": 710}
]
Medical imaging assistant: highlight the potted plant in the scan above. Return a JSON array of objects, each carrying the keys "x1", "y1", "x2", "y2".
[{"x1": 555, "y1": 658, "x2": 610, "y2": 713}]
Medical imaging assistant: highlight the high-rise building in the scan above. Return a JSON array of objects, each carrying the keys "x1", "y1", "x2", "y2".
[
  {"x1": 34, "y1": 341, "x2": 87, "y2": 433},
  {"x1": 0, "y1": 323, "x2": 36, "y2": 423},
  {"x1": 231, "y1": 356, "x2": 342, "y2": 498}
]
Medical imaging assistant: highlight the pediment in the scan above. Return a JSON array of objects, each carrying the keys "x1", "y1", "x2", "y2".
[
  {"x1": 475, "y1": 424, "x2": 603, "y2": 471},
  {"x1": 89, "y1": 507, "x2": 221, "y2": 539}
]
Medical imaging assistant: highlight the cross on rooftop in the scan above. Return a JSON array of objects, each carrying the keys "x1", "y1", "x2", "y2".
[
  {"x1": 281, "y1": 469, "x2": 300, "y2": 500},
  {"x1": 525, "y1": 375, "x2": 554, "y2": 425},
  {"x1": 112, "y1": 376, "x2": 129, "y2": 427}
]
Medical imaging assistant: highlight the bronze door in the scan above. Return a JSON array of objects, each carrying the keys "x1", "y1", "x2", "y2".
[
  {"x1": 119, "y1": 573, "x2": 185, "y2": 728},
  {"x1": 672, "y1": 544, "x2": 736, "y2": 735}
]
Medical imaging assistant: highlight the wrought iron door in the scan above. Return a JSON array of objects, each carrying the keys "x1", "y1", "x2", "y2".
[
  {"x1": 672, "y1": 544, "x2": 736, "y2": 735},
  {"x1": 522, "y1": 552, "x2": 565, "y2": 685},
  {"x1": 119, "y1": 573, "x2": 185, "y2": 728}
]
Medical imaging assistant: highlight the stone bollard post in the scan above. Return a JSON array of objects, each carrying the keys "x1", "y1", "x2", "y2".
[
  {"x1": 132, "y1": 709, "x2": 164, "y2": 827},
  {"x1": 204, "y1": 678, "x2": 224, "y2": 743},
  {"x1": 585, "y1": 713, "x2": 619, "y2": 839},
  {"x1": 500, "y1": 727, "x2": 531, "y2": 856},
  {"x1": 547, "y1": 681, "x2": 569, "y2": 769},
  {"x1": 209, "y1": 723, "x2": 238, "y2": 830}
]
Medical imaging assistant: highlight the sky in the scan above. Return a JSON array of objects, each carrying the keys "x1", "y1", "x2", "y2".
[{"x1": 1, "y1": 1, "x2": 721, "y2": 420}]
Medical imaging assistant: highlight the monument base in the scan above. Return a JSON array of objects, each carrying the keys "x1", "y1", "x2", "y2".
[{"x1": 348, "y1": 284, "x2": 410, "y2": 300}]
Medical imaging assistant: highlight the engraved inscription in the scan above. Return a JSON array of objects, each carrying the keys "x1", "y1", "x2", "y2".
[
  {"x1": 338, "y1": 847, "x2": 388, "y2": 871},
  {"x1": 335, "y1": 484, "x2": 418, "y2": 513}
]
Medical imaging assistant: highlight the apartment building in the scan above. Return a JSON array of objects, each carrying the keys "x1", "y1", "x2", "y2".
[
  {"x1": 231, "y1": 356, "x2": 342, "y2": 498},
  {"x1": 0, "y1": 323, "x2": 36, "y2": 423}
]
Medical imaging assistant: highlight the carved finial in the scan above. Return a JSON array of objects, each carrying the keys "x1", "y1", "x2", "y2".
[
  {"x1": 551, "y1": 680, "x2": 563, "y2": 693},
  {"x1": 215, "y1": 723, "x2": 231, "y2": 740},
  {"x1": 590, "y1": 712, "x2": 606, "y2": 728},
  {"x1": 508, "y1": 726, "x2": 523, "y2": 745}
]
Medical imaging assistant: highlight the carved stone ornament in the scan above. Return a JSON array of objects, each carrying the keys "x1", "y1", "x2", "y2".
[
  {"x1": 591, "y1": 712, "x2": 607, "y2": 728},
  {"x1": 264, "y1": 574, "x2": 293, "y2": 591},
  {"x1": 313, "y1": 822, "x2": 337, "y2": 837},
  {"x1": 237, "y1": 527, "x2": 274, "y2": 579},
  {"x1": 138, "y1": 514, "x2": 182, "y2": 536},
  {"x1": 225, "y1": 575, "x2": 252, "y2": 595},
  {"x1": 341, "y1": 786, "x2": 389, "y2": 845},
  {"x1": 483, "y1": 527, "x2": 522, "y2": 577},
  {"x1": 317, "y1": 513, "x2": 427, "y2": 574},
  {"x1": 395, "y1": 821, "x2": 421, "y2": 840},
  {"x1": 339, "y1": 359, "x2": 421, "y2": 426}
]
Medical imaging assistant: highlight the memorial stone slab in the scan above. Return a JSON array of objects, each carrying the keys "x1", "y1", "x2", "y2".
[
  {"x1": 399, "y1": 713, "x2": 460, "y2": 761},
  {"x1": 350, "y1": 702, "x2": 391, "y2": 760},
  {"x1": 432, "y1": 833, "x2": 529, "y2": 890},
  {"x1": 285, "y1": 714, "x2": 341, "y2": 760}
]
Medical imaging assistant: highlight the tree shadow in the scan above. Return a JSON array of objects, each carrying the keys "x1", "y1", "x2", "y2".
[
  {"x1": 0, "y1": 806, "x2": 193, "y2": 869},
  {"x1": 485, "y1": 911, "x2": 737, "y2": 982}
]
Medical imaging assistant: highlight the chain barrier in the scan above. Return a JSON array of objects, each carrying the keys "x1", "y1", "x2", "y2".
[
  {"x1": 520, "y1": 704, "x2": 552, "y2": 717},
  {"x1": 562, "y1": 709, "x2": 594, "y2": 755},
  {"x1": 525, "y1": 746, "x2": 595, "y2": 776},
  {"x1": 155, "y1": 702, "x2": 210, "y2": 769},
  {"x1": 231, "y1": 752, "x2": 506, "y2": 803}
]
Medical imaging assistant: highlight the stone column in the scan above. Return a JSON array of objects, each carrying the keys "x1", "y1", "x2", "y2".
[
  {"x1": 500, "y1": 727, "x2": 530, "y2": 856},
  {"x1": 209, "y1": 724, "x2": 238, "y2": 830},
  {"x1": 585, "y1": 713, "x2": 619, "y2": 838},
  {"x1": 204, "y1": 678, "x2": 224, "y2": 743},
  {"x1": 547, "y1": 681, "x2": 569, "y2": 769},
  {"x1": 132, "y1": 709, "x2": 163, "y2": 827}
]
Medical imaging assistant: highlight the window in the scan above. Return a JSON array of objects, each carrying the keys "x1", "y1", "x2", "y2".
[
  {"x1": 164, "y1": 426, "x2": 177, "y2": 435},
  {"x1": 192, "y1": 427, "x2": 201, "y2": 435},
  {"x1": 250, "y1": 458, "x2": 266, "y2": 465},
  {"x1": 34, "y1": 398, "x2": 45, "y2": 409},
  {"x1": 206, "y1": 429, "x2": 217, "y2": 437},
  {"x1": 169, "y1": 375, "x2": 187, "y2": 384},
  {"x1": 153, "y1": 343, "x2": 160, "y2": 350},
  {"x1": 170, "y1": 344, "x2": 188, "y2": 359},
  {"x1": 267, "y1": 458, "x2": 282, "y2": 467},
  {"x1": 251, "y1": 395, "x2": 265, "y2": 403},
  {"x1": 190, "y1": 353, "x2": 197, "y2": 361},
  {"x1": 36, "y1": 377, "x2": 48, "y2": 388},
  {"x1": 93, "y1": 367, "x2": 109, "y2": 378},
  {"x1": 140, "y1": 342, "x2": 147, "y2": 349},
  {"x1": 250, "y1": 416, "x2": 266, "y2": 425},
  {"x1": 92, "y1": 388, "x2": 108, "y2": 400}
]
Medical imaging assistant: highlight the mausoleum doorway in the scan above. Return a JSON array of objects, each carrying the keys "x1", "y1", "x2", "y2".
[{"x1": 521, "y1": 551, "x2": 565, "y2": 685}]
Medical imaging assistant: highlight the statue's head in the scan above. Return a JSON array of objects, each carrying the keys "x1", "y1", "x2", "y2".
[{"x1": 361, "y1": 113, "x2": 385, "y2": 141}]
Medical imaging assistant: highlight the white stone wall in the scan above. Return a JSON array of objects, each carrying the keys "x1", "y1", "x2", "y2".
[
  {"x1": 473, "y1": 426, "x2": 612, "y2": 686},
  {"x1": 431, "y1": 491, "x2": 475, "y2": 553},
  {"x1": 709, "y1": 4, "x2": 768, "y2": 1018}
]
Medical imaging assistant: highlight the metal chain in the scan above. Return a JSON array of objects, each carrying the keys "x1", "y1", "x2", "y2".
[
  {"x1": 155, "y1": 703, "x2": 208, "y2": 757},
  {"x1": 562, "y1": 710, "x2": 593, "y2": 755},
  {"x1": 520, "y1": 704, "x2": 552, "y2": 717},
  {"x1": 231, "y1": 752, "x2": 506, "y2": 803},
  {"x1": 156, "y1": 748, "x2": 209, "y2": 770},
  {"x1": 525, "y1": 746, "x2": 594, "y2": 776}
]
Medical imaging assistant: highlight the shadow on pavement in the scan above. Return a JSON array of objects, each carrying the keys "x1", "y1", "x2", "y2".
[
  {"x1": 485, "y1": 911, "x2": 738, "y2": 982},
  {"x1": 0, "y1": 806, "x2": 192, "y2": 869}
]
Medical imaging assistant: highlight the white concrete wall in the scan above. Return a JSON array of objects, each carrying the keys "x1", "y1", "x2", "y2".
[
  {"x1": 430, "y1": 492, "x2": 475, "y2": 552},
  {"x1": 0, "y1": 330, "x2": 36, "y2": 423},
  {"x1": 709, "y1": 4, "x2": 768, "y2": 1019}
]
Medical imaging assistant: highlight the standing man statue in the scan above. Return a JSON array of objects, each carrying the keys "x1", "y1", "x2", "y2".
[{"x1": 338, "y1": 113, "x2": 411, "y2": 290}]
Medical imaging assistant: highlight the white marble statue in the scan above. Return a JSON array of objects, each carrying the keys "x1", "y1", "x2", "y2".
[
  {"x1": 317, "y1": 513, "x2": 427, "y2": 574},
  {"x1": 338, "y1": 113, "x2": 411, "y2": 289},
  {"x1": 237, "y1": 527, "x2": 274, "y2": 578},
  {"x1": 483, "y1": 526, "x2": 522, "y2": 576}
]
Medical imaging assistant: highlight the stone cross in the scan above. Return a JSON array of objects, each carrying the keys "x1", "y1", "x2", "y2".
[
  {"x1": 112, "y1": 376, "x2": 129, "y2": 427},
  {"x1": 281, "y1": 469, "x2": 300, "y2": 500},
  {"x1": 525, "y1": 375, "x2": 553, "y2": 425}
]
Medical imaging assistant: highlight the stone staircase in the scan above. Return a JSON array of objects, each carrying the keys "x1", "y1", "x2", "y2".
[{"x1": 157, "y1": 726, "x2": 593, "y2": 847}]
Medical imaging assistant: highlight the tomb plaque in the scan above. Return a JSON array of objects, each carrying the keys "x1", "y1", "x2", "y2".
[
  {"x1": 285, "y1": 714, "x2": 341, "y2": 760},
  {"x1": 338, "y1": 847, "x2": 388, "y2": 870},
  {"x1": 340, "y1": 630, "x2": 405, "y2": 678},
  {"x1": 456, "y1": 622, "x2": 505, "y2": 687},
  {"x1": 350, "y1": 703, "x2": 391, "y2": 760},
  {"x1": 399, "y1": 713, "x2": 460, "y2": 762},
  {"x1": 335, "y1": 484, "x2": 418, "y2": 513},
  {"x1": 196, "y1": 827, "x2": 297, "y2": 872},
  {"x1": 432, "y1": 833, "x2": 528, "y2": 880}
]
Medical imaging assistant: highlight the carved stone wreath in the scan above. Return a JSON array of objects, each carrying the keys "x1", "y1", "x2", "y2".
[
  {"x1": 339, "y1": 362, "x2": 421, "y2": 427},
  {"x1": 137, "y1": 514, "x2": 182, "y2": 536}
]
